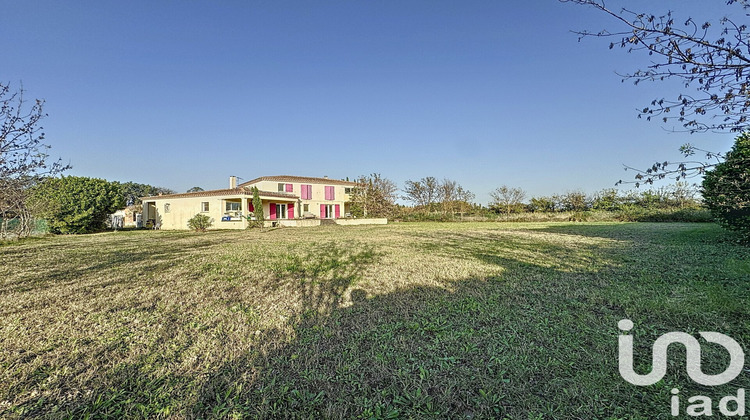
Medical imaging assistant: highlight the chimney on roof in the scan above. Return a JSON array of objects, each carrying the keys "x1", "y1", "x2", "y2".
[
  {"x1": 323, "y1": 175, "x2": 328, "y2": 179},
  {"x1": 229, "y1": 176, "x2": 237, "y2": 189}
]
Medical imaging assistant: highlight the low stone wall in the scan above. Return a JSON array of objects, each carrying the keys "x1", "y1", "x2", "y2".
[
  {"x1": 266, "y1": 218, "x2": 387, "y2": 228},
  {"x1": 334, "y1": 218, "x2": 388, "y2": 226},
  {"x1": 278, "y1": 219, "x2": 322, "y2": 228}
]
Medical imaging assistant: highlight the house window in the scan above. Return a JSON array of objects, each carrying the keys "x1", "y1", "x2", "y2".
[
  {"x1": 324, "y1": 186, "x2": 335, "y2": 200},
  {"x1": 275, "y1": 204, "x2": 287, "y2": 219},
  {"x1": 164, "y1": 203, "x2": 170, "y2": 213},
  {"x1": 225, "y1": 201, "x2": 240, "y2": 212},
  {"x1": 303, "y1": 204, "x2": 309, "y2": 212},
  {"x1": 345, "y1": 187, "x2": 352, "y2": 194},
  {"x1": 301, "y1": 184, "x2": 312, "y2": 200},
  {"x1": 285, "y1": 183, "x2": 293, "y2": 193},
  {"x1": 201, "y1": 202, "x2": 209, "y2": 212},
  {"x1": 278, "y1": 183, "x2": 285, "y2": 192}
]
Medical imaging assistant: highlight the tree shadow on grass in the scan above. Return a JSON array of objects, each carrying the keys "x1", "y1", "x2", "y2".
[
  {"x1": 2, "y1": 242, "x2": 382, "y2": 419},
  {"x1": 528, "y1": 222, "x2": 738, "y2": 245},
  {"x1": 4, "y1": 229, "x2": 749, "y2": 419},
  {"x1": 189, "y1": 277, "x2": 740, "y2": 419},
  {"x1": 0, "y1": 231, "x2": 235, "y2": 299},
  {"x1": 404, "y1": 228, "x2": 624, "y2": 276}
]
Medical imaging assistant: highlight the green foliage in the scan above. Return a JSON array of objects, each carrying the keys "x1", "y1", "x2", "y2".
[
  {"x1": 614, "y1": 206, "x2": 713, "y2": 223},
  {"x1": 591, "y1": 189, "x2": 619, "y2": 211},
  {"x1": 30, "y1": 176, "x2": 124, "y2": 234},
  {"x1": 560, "y1": 190, "x2": 590, "y2": 212},
  {"x1": 529, "y1": 196, "x2": 556, "y2": 212},
  {"x1": 489, "y1": 185, "x2": 526, "y2": 215},
  {"x1": 187, "y1": 214, "x2": 212, "y2": 232},
  {"x1": 567, "y1": 211, "x2": 591, "y2": 222},
  {"x1": 246, "y1": 187, "x2": 265, "y2": 229},
  {"x1": 0, "y1": 83, "x2": 70, "y2": 239},
  {"x1": 350, "y1": 173, "x2": 398, "y2": 218},
  {"x1": 702, "y1": 133, "x2": 750, "y2": 239},
  {"x1": 119, "y1": 182, "x2": 175, "y2": 206}
]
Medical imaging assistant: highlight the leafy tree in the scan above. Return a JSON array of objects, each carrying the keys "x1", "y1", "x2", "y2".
[
  {"x1": 30, "y1": 176, "x2": 124, "y2": 234},
  {"x1": 119, "y1": 182, "x2": 175, "y2": 207},
  {"x1": 0, "y1": 82, "x2": 69, "y2": 238},
  {"x1": 489, "y1": 186, "x2": 527, "y2": 214},
  {"x1": 246, "y1": 186, "x2": 265, "y2": 229},
  {"x1": 529, "y1": 196, "x2": 557, "y2": 213},
  {"x1": 561, "y1": 190, "x2": 591, "y2": 212},
  {"x1": 437, "y1": 178, "x2": 475, "y2": 216},
  {"x1": 669, "y1": 181, "x2": 700, "y2": 208},
  {"x1": 566, "y1": 0, "x2": 750, "y2": 133},
  {"x1": 438, "y1": 178, "x2": 458, "y2": 215},
  {"x1": 187, "y1": 186, "x2": 204, "y2": 193},
  {"x1": 403, "y1": 177, "x2": 440, "y2": 209},
  {"x1": 350, "y1": 173, "x2": 398, "y2": 218},
  {"x1": 565, "y1": 0, "x2": 750, "y2": 185},
  {"x1": 187, "y1": 214, "x2": 212, "y2": 232},
  {"x1": 454, "y1": 185, "x2": 476, "y2": 217},
  {"x1": 592, "y1": 189, "x2": 621, "y2": 211},
  {"x1": 702, "y1": 133, "x2": 750, "y2": 238}
]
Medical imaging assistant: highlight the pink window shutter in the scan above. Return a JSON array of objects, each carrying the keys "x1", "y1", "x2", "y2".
[
  {"x1": 320, "y1": 204, "x2": 326, "y2": 219},
  {"x1": 307, "y1": 185, "x2": 312, "y2": 199},
  {"x1": 330, "y1": 187, "x2": 335, "y2": 200},
  {"x1": 288, "y1": 203, "x2": 294, "y2": 219},
  {"x1": 286, "y1": 183, "x2": 293, "y2": 193},
  {"x1": 335, "y1": 204, "x2": 340, "y2": 219},
  {"x1": 248, "y1": 201, "x2": 254, "y2": 212},
  {"x1": 269, "y1": 203, "x2": 276, "y2": 220}
]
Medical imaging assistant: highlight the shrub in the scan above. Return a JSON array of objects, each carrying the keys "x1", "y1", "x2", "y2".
[
  {"x1": 614, "y1": 205, "x2": 712, "y2": 223},
  {"x1": 29, "y1": 176, "x2": 124, "y2": 234},
  {"x1": 702, "y1": 133, "x2": 750, "y2": 239},
  {"x1": 568, "y1": 211, "x2": 591, "y2": 222},
  {"x1": 188, "y1": 214, "x2": 212, "y2": 232}
]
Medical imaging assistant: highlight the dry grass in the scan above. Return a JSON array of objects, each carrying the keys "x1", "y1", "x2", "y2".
[{"x1": 1, "y1": 222, "x2": 748, "y2": 419}]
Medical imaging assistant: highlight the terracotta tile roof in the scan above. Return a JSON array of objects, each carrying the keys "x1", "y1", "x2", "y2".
[
  {"x1": 239, "y1": 175, "x2": 358, "y2": 187},
  {"x1": 141, "y1": 188, "x2": 299, "y2": 201}
]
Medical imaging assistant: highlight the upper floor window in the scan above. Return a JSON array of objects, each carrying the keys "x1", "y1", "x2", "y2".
[
  {"x1": 325, "y1": 186, "x2": 335, "y2": 200},
  {"x1": 301, "y1": 184, "x2": 312, "y2": 200},
  {"x1": 345, "y1": 187, "x2": 352, "y2": 194},
  {"x1": 201, "y1": 202, "x2": 209, "y2": 212},
  {"x1": 164, "y1": 203, "x2": 171, "y2": 213},
  {"x1": 278, "y1": 183, "x2": 285, "y2": 192}
]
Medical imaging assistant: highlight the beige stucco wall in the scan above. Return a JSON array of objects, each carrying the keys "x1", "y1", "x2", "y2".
[
  {"x1": 146, "y1": 195, "x2": 250, "y2": 230},
  {"x1": 146, "y1": 194, "x2": 307, "y2": 230},
  {"x1": 245, "y1": 179, "x2": 352, "y2": 219}
]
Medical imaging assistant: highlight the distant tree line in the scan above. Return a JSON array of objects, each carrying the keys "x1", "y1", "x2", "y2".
[{"x1": 350, "y1": 173, "x2": 709, "y2": 220}]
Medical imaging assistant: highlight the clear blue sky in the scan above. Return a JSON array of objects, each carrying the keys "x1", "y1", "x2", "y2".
[{"x1": 2, "y1": 0, "x2": 738, "y2": 204}]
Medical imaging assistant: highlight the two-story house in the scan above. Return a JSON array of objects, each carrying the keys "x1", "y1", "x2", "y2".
[{"x1": 141, "y1": 175, "x2": 360, "y2": 230}]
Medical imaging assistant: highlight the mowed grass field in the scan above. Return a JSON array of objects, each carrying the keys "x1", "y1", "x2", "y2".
[{"x1": 1, "y1": 222, "x2": 749, "y2": 419}]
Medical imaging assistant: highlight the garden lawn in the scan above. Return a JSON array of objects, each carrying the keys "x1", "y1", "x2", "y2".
[{"x1": 1, "y1": 222, "x2": 748, "y2": 419}]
